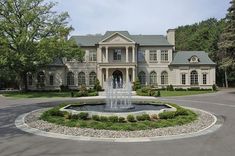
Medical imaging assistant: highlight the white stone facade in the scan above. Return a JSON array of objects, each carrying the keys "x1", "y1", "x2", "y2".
[{"x1": 28, "y1": 30, "x2": 216, "y2": 90}]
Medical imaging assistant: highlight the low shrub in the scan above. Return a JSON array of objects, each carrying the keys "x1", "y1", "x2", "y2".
[
  {"x1": 150, "y1": 114, "x2": 159, "y2": 120},
  {"x1": 93, "y1": 78, "x2": 102, "y2": 91},
  {"x1": 118, "y1": 117, "x2": 126, "y2": 123},
  {"x1": 47, "y1": 108, "x2": 65, "y2": 117},
  {"x1": 127, "y1": 115, "x2": 136, "y2": 122},
  {"x1": 158, "y1": 111, "x2": 176, "y2": 119},
  {"x1": 148, "y1": 89, "x2": 155, "y2": 96},
  {"x1": 136, "y1": 89, "x2": 149, "y2": 96},
  {"x1": 92, "y1": 115, "x2": 100, "y2": 121},
  {"x1": 212, "y1": 84, "x2": 217, "y2": 91},
  {"x1": 174, "y1": 88, "x2": 187, "y2": 91},
  {"x1": 69, "y1": 114, "x2": 79, "y2": 120},
  {"x1": 133, "y1": 78, "x2": 141, "y2": 91},
  {"x1": 167, "y1": 84, "x2": 174, "y2": 91},
  {"x1": 175, "y1": 108, "x2": 189, "y2": 116},
  {"x1": 60, "y1": 85, "x2": 69, "y2": 91},
  {"x1": 78, "y1": 112, "x2": 89, "y2": 120},
  {"x1": 88, "y1": 91, "x2": 98, "y2": 96},
  {"x1": 136, "y1": 114, "x2": 151, "y2": 121},
  {"x1": 187, "y1": 87, "x2": 212, "y2": 91},
  {"x1": 100, "y1": 116, "x2": 109, "y2": 122},
  {"x1": 187, "y1": 87, "x2": 201, "y2": 91},
  {"x1": 154, "y1": 90, "x2": 161, "y2": 97},
  {"x1": 108, "y1": 116, "x2": 119, "y2": 123}
]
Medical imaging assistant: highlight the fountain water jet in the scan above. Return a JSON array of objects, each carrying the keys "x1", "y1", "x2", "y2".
[{"x1": 105, "y1": 77, "x2": 134, "y2": 111}]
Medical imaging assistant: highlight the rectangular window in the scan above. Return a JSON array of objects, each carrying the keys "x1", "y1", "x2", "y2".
[
  {"x1": 161, "y1": 50, "x2": 168, "y2": 61},
  {"x1": 89, "y1": 51, "x2": 97, "y2": 62},
  {"x1": 113, "y1": 49, "x2": 122, "y2": 61},
  {"x1": 203, "y1": 74, "x2": 207, "y2": 84},
  {"x1": 149, "y1": 50, "x2": 157, "y2": 62},
  {"x1": 49, "y1": 75, "x2": 54, "y2": 86},
  {"x1": 181, "y1": 74, "x2": 186, "y2": 85},
  {"x1": 138, "y1": 51, "x2": 145, "y2": 62}
]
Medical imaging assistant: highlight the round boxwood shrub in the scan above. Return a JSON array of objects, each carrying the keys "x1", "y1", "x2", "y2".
[
  {"x1": 100, "y1": 116, "x2": 109, "y2": 122},
  {"x1": 109, "y1": 116, "x2": 119, "y2": 123},
  {"x1": 150, "y1": 114, "x2": 159, "y2": 120},
  {"x1": 118, "y1": 117, "x2": 126, "y2": 123},
  {"x1": 78, "y1": 112, "x2": 89, "y2": 120},
  {"x1": 175, "y1": 108, "x2": 189, "y2": 116},
  {"x1": 127, "y1": 114, "x2": 136, "y2": 122},
  {"x1": 92, "y1": 115, "x2": 100, "y2": 121},
  {"x1": 158, "y1": 111, "x2": 176, "y2": 119},
  {"x1": 136, "y1": 114, "x2": 151, "y2": 121},
  {"x1": 69, "y1": 114, "x2": 79, "y2": 120}
]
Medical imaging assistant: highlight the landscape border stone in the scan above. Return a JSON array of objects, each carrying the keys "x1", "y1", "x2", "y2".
[{"x1": 15, "y1": 107, "x2": 222, "y2": 142}]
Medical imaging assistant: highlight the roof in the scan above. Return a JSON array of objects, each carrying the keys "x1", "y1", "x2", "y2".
[
  {"x1": 170, "y1": 51, "x2": 216, "y2": 66},
  {"x1": 48, "y1": 58, "x2": 65, "y2": 67},
  {"x1": 132, "y1": 35, "x2": 171, "y2": 46},
  {"x1": 70, "y1": 31, "x2": 172, "y2": 46}
]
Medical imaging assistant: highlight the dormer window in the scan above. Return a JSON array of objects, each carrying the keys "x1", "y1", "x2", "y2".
[{"x1": 189, "y1": 56, "x2": 200, "y2": 63}]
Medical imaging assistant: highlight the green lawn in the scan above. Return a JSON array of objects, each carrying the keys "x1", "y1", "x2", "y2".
[
  {"x1": 2, "y1": 90, "x2": 215, "y2": 98},
  {"x1": 159, "y1": 90, "x2": 215, "y2": 97},
  {"x1": 3, "y1": 91, "x2": 72, "y2": 98}
]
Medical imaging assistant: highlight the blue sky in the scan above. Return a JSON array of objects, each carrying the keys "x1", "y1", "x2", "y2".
[{"x1": 51, "y1": 0, "x2": 230, "y2": 36}]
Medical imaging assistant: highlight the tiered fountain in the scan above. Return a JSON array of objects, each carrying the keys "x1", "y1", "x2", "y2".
[
  {"x1": 105, "y1": 77, "x2": 134, "y2": 111},
  {"x1": 61, "y1": 77, "x2": 176, "y2": 117}
]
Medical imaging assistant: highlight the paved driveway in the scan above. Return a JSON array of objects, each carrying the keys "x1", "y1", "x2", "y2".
[{"x1": 0, "y1": 89, "x2": 235, "y2": 156}]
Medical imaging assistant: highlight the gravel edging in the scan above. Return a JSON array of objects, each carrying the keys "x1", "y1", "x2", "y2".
[{"x1": 22, "y1": 107, "x2": 215, "y2": 139}]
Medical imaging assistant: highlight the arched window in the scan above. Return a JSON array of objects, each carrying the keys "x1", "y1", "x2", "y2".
[
  {"x1": 161, "y1": 71, "x2": 168, "y2": 85},
  {"x1": 138, "y1": 71, "x2": 146, "y2": 85},
  {"x1": 190, "y1": 70, "x2": 198, "y2": 85},
  {"x1": 78, "y1": 72, "x2": 86, "y2": 85},
  {"x1": 150, "y1": 71, "x2": 157, "y2": 85},
  {"x1": 89, "y1": 72, "x2": 96, "y2": 85},
  {"x1": 37, "y1": 71, "x2": 45, "y2": 85},
  {"x1": 67, "y1": 72, "x2": 74, "y2": 86}
]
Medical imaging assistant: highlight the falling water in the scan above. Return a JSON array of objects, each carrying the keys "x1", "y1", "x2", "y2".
[{"x1": 105, "y1": 77, "x2": 134, "y2": 111}]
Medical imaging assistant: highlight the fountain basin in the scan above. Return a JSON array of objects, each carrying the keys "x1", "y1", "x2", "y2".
[{"x1": 60, "y1": 103, "x2": 176, "y2": 118}]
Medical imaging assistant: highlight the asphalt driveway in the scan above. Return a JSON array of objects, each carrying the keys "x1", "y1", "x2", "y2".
[{"x1": 0, "y1": 89, "x2": 235, "y2": 156}]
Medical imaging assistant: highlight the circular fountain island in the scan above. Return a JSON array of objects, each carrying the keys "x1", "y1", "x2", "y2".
[
  {"x1": 60, "y1": 78, "x2": 176, "y2": 118},
  {"x1": 16, "y1": 77, "x2": 218, "y2": 142}
]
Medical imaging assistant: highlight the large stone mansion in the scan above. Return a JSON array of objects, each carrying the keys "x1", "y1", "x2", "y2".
[{"x1": 28, "y1": 29, "x2": 216, "y2": 90}]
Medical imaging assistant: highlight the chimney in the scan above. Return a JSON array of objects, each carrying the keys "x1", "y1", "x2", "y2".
[{"x1": 167, "y1": 29, "x2": 175, "y2": 51}]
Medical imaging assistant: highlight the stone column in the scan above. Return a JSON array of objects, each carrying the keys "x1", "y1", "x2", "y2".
[
  {"x1": 126, "y1": 68, "x2": 129, "y2": 82},
  {"x1": 106, "y1": 68, "x2": 109, "y2": 81},
  {"x1": 126, "y1": 46, "x2": 129, "y2": 63},
  {"x1": 132, "y1": 68, "x2": 136, "y2": 82},
  {"x1": 132, "y1": 46, "x2": 135, "y2": 63},
  {"x1": 97, "y1": 46, "x2": 101, "y2": 63},
  {"x1": 105, "y1": 46, "x2": 108, "y2": 63}
]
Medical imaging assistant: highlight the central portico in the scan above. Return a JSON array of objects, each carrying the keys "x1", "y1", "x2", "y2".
[{"x1": 96, "y1": 32, "x2": 137, "y2": 87}]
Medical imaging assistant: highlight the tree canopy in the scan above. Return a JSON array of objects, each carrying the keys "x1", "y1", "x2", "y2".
[{"x1": 0, "y1": 0, "x2": 84, "y2": 90}]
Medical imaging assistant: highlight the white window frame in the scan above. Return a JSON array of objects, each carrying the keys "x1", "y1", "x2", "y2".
[
  {"x1": 89, "y1": 51, "x2": 97, "y2": 62},
  {"x1": 149, "y1": 50, "x2": 157, "y2": 62},
  {"x1": 161, "y1": 50, "x2": 168, "y2": 62}
]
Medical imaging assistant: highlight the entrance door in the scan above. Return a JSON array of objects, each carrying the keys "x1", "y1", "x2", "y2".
[{"x1": 112, "y1": 70, "x2": 123, "y2": 88}]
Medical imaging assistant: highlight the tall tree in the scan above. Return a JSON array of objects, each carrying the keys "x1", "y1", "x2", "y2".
[
  {"x1": 218, "y1": 0, "x2": 235, "y2": 88},
  {"x1": 0, "y1": 0, "x2": 84, "y2": 90},
  {"x1": 175, "y1": 18, "x2": 226, "y2": 86}
]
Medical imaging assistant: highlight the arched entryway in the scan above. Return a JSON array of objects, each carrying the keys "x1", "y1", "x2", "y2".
[{"x1": 112, "y1": 70, "x2": 123, "y2": 88}]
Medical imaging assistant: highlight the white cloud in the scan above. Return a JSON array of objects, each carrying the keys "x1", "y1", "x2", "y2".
[{"x1": 51, "y1": 0, "x2": 230, "y2": 35}]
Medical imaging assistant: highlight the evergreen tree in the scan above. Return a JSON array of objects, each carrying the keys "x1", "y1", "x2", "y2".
[{"x1": 218, "y1": 0, "x2": 235, "y2": 87}]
